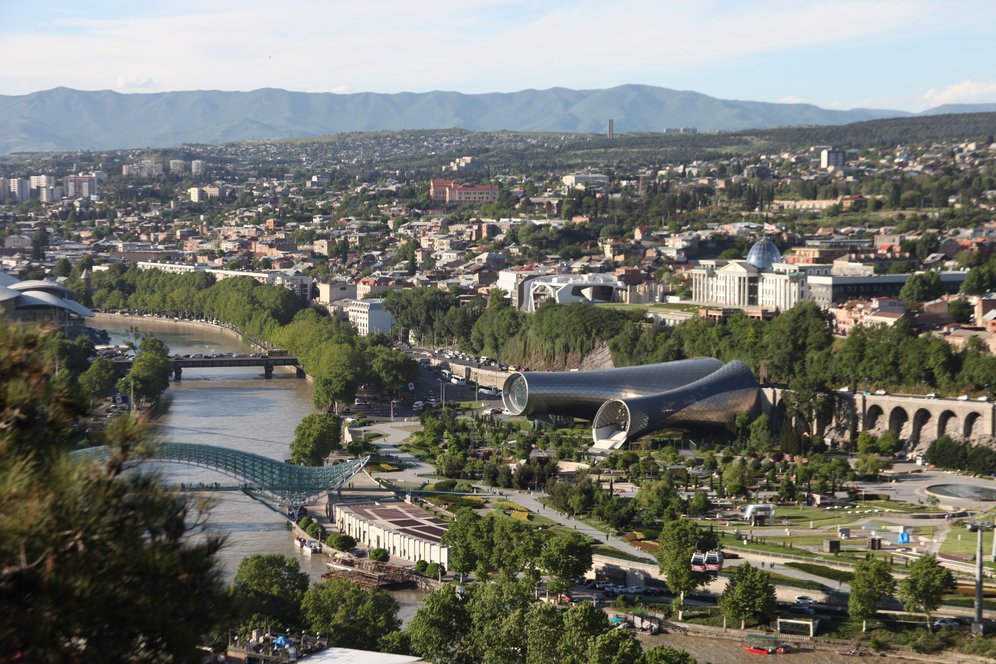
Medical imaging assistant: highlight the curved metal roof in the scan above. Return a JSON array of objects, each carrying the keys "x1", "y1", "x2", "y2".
[
  {"x1": 502, "y1": 358, "x2": 725, "y2": 420},
  {"x1": 9, "y1": 280, "x2": 76, "y2": 298},
  {"x1": 13, "y1": 290, "x2": 94, "y2": 317},
  {"x1": 0, "y1": 285, "x2": 20, "y2": 302}
]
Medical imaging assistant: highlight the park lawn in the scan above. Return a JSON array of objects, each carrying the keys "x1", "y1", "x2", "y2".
[
  {"x1": 940, "y1": 526, "x2": 996, "y2": 569},
  {"x1": 535, "y1": 497, "x2": 614, "y2": 536},
  {"x1": 761, "y1": 535, "x2": 837, "y2": 547},
  {"x1": 855, "y1": 499, "x2": 940, "y2": 513},
  {"x1": 592, "y1": 545, "x2": 655, "y2": 563},
  {"x1": 719, "y1": 533, "x2": 822, "y2": 559},
  {"x1": 784, "y1": 561, "x2": 855, "y2": 583},
  {"x1": 762, "y1": 505, "x2": 865, "y2": 527}
]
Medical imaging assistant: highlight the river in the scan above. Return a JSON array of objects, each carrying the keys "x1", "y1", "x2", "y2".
[{"x1": 91, "y1": 316, "x2": 426, "y2": 622}]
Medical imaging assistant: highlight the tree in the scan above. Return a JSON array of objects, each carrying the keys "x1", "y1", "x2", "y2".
[
  {"x1": 644, "y1": 645, "x2": 697, "y2": 664},
  {"x1": 687, "y1": 490, "x2": 712, "y2": 517},
  {"x1": 856, "y1": 453, "x2": 891, "y2": 481},
  {"x1": 655, "y1": 518, "x2": 718, "y2": 619},
  {"x1": 0, "y1": 325, "x2": 227, "y2": 662},
  {"x1": 898, "y1": 553, "x2": 955, "y2": 631},
  {"x1": 370, "y1": 547, "x2": 389, "y2": 562},
  {"x1": 585, "y1": 628, "x2": 644, "y2": 664},
  {"x1": 524, "y1": 601, "x2": 563, "y2": 664},
  {"x1": 558, "y1": 602, "x2": 610, "y2": 664},
  {"x1": 232, "y1": 553, "x2": 309, "y2": 631},
  {"x1": 718, "y1": 563, "x2": 776, "y2": 629},
  {"x1": 947, "y1": 298, "x2": 974, "y2": 324},
  {"x1": 899, "y1": 271, "x2": 943, "y2": 309},
  {"x1": 407, "y1": 585, "x2": 471, "y2": 663},
  {"x1": 441, "y1": 509, "x2": 481, "y2": 582},
  {"x1": 301, "y1": 578, "x2": 401, "y2": 651},
  {"x1": 312, "y1": 343, "x2": 364, "y2": 413},
  {"x1": 849, "y1": 558, "x2": 896, "y2": 632},
  {"x1": 77, "y1": 357, "x2": 120, "y2": 401},
  {"x1": 290, "y1": 413, "x2": 341, "y2": 465},
  {"x1": 539, "y1": 531, "x2": 593, "y2": 592},
  {"x1": 464, "y1": 572, "x2": 533, "y2": 662},
  {"x1": 747, "y1": 413, "x2": 770, "y2": 452}
]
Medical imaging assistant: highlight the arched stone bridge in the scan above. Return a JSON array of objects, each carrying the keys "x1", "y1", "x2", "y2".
[
  {"x1": 762, "y1": 387, "x2": 995, "y2": 447},
  {"x1": 70, "y1": 442, "x2": 368, "y2": 504},
  {"x1": 855, "y1": 393, "x2": 994, "y2": 445}
]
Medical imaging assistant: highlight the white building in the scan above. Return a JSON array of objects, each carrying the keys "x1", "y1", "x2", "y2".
[
  {"x1": 520, "y1": 273, "x2": 625, "y2": 312},
  {"x1": 136, "y1": 261, "x2": 207, "y2": 275},
  {"x1": 820, "y1": 148, "x2": 846, "y2": 170},
  {"x1": 191, "y1": 160, "x2": 205, "y2": 176},
  {"x1": 332, "y1": 502, "x2": 449, "y2": 568},
  {"x1": 689, "y1": 259, "x2": 825, "y2": 311},
  {"x1": 562, "y1": 172, "x2": 609, "y2": 188},
  {"x1": 8, "y1": 178, "x2": 30, "y2": 202},
  {"x1": 345, "y1": 298, "x2": 393, "y2": 336},
  {"x1": 316, "y1": 281, "x2": 357, "y2": 304}
]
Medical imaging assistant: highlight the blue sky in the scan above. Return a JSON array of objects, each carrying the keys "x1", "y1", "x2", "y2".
[{"x1": 2, "y1": 0, "x2": 994, "y2": 111}]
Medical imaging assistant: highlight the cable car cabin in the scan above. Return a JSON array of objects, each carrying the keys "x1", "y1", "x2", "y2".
[
  {"x1": 690, "y1": 552, "x2": 706, "y2": 572},
  {"x1": 704, "y1": 550, "x2": 724, "y2": 571}
]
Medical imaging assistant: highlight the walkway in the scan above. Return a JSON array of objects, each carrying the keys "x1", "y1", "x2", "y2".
[{"x1": 71, "y1": 442, "x2": 368, "y2": 503}]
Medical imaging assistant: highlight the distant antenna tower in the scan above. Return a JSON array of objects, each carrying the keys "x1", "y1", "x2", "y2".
[{"x1": 607, "y1": 119, "x2": 614, "y2": 139}]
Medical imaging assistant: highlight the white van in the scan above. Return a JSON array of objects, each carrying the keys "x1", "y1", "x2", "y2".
[
  {"x1": 440, "y1": 369, "x2": 452, "y2": 380},
  {"x1": 451, "y1": 376, "x2": 466, "y2": 385}
]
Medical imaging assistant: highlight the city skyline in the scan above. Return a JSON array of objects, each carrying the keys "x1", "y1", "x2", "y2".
[{"x1": 2, "y1": 0, "x2": 995, "y2": 112}]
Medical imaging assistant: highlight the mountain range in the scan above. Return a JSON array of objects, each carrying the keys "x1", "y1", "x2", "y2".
[{"x1": 0, "y1": 84, "x2": 992, "y2": 155}]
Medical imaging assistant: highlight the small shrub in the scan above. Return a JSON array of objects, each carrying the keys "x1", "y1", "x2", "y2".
[
  {"x1": 911, "y1": 632, "x2": 948, "y2": 654},
  {"x1": 425, "y1": 562, "x2": 441, "y2": 579},
  {"x1": 329, "y1": 533, "x2": 356, "y2": 551},
  {"x1": 415, "y1": 560, "x2": 429, "y2": 575},
  {"x1": 306, "y1": 522, "x2": 324, "y2": 540},
  {"x1": 370, "y1": 548, "x2": 389, "y2": 562},
  {"x1": 297, "y1": 516, "x2": 313, "y2": 530}
]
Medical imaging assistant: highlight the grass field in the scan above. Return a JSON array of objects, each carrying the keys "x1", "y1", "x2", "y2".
[{"x1": 940, "y1": 526, "x2": 996, "y2": 569}]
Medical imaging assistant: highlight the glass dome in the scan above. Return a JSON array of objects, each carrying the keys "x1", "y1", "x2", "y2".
[{"x1": 745, "y1": 237, "x2": 781, "y2": 270}]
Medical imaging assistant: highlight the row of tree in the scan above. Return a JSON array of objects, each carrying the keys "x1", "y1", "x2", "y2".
[
  {"x1": 79, "y1": 264, "x2": 420, "y2": 416},
  {"x1": 923, "y1": 435, "x2": 996, "y2": 474}
]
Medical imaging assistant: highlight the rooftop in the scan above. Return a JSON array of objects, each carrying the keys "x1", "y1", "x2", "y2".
[{"x1": 339, "y1": 502, "x2": 449, "y2": 544}]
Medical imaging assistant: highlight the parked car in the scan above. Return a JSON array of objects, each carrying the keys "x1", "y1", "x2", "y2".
[
  {"x1": 790, "y1": 605, "x2": 816, "y2": 615},
  {"x1": 794, "y1": 595, "x2": 817, "y2": 604},
  {"x1": 933, "y1": 617, "x2": 962, "y2": 628}
]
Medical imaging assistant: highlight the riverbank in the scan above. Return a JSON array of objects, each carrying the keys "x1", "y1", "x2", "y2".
[{"x1": 91, "y1": 311, "x2": 264, "y2": 349}]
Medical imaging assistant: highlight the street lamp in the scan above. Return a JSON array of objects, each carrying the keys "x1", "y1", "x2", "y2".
[
  {"x1": 969, "y1": 521, "x2": 993, "y2": 636},
  {"x1": 438, "y1": 380, "x2": 446, "y2": 406}
]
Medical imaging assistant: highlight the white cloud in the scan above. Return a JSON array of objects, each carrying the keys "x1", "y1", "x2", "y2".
[
  {"x1": 115, "y1": 75, "x2": 156, "y2": 89},
  {"x1": 920, "y1": 80, "x2": 996, "y2": 108},
  {"x1": 0, "y1": 0, "x2": 958, "y2": 97}
]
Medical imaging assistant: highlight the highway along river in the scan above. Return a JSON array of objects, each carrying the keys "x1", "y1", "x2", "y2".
[{"x1": 90, "y1": 315, "x2": 426, "y2": 620}]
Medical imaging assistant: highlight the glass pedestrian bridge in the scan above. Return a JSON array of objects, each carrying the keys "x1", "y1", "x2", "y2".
[{"x1": 70, "y1": 442, "x2": 368, "y2": 503}]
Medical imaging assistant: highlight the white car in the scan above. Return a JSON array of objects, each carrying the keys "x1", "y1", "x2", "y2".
[
  {"x1": 794, "y1": 595, "x2": 817, "y2": 604},
  {"x1": 933, "y1": 617, "x2": 961, "y2": 628}
]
